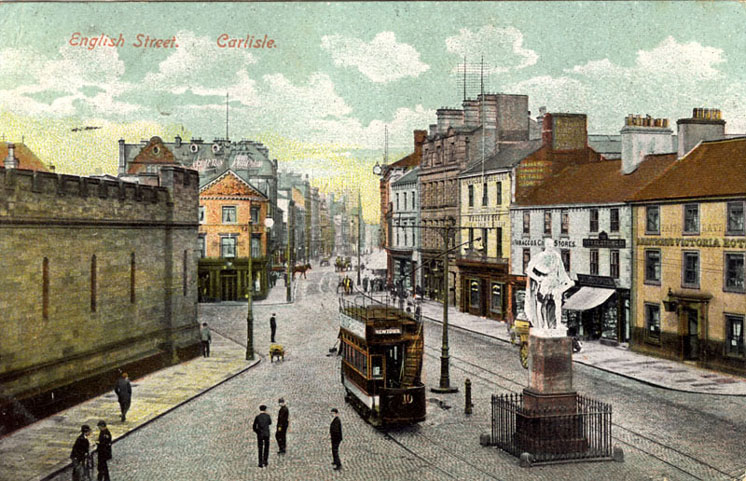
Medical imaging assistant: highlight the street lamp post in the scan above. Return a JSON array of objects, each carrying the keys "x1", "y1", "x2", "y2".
[
  {"x1": 246, "y1": 211, "x2": 254, "y2": 361},
  {"x1": 431, "y1": 216, "x2": 458, "y2": 394}
]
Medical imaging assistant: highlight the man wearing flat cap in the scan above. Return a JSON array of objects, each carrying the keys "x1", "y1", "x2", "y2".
[
  {"x1": 96, "y1": 420, "x2": 112, "y2": 481},
  {"x1": 329, "y1": 408, "x2": 343, "y2": 470},
  {"x1": 276, "y1": 398, "x2": 289, "y2": 454},
  {"x1": 70, "y1": 424, "x2": 91, "y2": 481}
]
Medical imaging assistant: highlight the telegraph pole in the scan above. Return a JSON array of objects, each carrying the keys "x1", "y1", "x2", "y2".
[{"x1": 357, "y1": 189, "x2": 362, "y2": 286}]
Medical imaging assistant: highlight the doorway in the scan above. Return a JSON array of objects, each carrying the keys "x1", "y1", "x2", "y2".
[
  {"x1": 220, "y1": 271, "x2": 238, "y2": 301},
  {"x1": 683, "y1": 307, "x2": 699, "y2": 360}
]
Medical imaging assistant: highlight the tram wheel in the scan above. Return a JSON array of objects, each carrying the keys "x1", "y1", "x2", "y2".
[{"x1": 519, "y1": 342, "x2": 529, "y2": 369}]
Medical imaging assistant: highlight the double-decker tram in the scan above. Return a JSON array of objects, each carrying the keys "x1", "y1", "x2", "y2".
[{"x1": 337, "y1": 296, "x2": 426, "y2": 427}]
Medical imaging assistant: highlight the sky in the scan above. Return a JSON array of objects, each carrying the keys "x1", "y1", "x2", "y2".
[{"x1": 2, "y1": 1, "x2": 746, "y2": 221}]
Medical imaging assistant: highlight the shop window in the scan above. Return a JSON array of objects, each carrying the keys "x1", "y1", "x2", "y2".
[
  {"x1": 561, "y1": 249, "x2": 571, "y2": 273},
  {"x1": 724, "y1": 253, "x2": 745, "y2": 292},
  {"x1": 522, "y1": 248, "x2": 531, "y2": 275},
  {"x1": 645, "y1": 303, "x2": 661, "y2": 343},
  {"x1": 496, "y1": 181, "x2": 502, "y2": 205},
  {"x1": 220, "y1": 236, "x2": 237, "y2": 258},
  {"x1": 590, "y1": 249, "x2": 599, "y2": 276},
  {"x1": 727, "y1": 201, "x2": 745, "y2": 235},
  {"x1": 589, "y1": 209, "x2": 599, "y2": 233},
  {"x1": 490, "y1": 282, "x2": 503, "y2": 315},
  {"x1": 646, "y1": 206, "x2": 660, "y2": 234},
  {"x1": 482, "y1": 182, "x2": 488, "y2": 206},
  {"x1": 198, "y1": 236, "x2": 206, "y2": 258},
  {"x1": 682, "y1": 251, "x2": 700, "y2": 288},
  {"x1": 610, "y1": 250, "x2": 620, "y2": 279},
  {"x1": 561, "y1": 210, "x2": 569, "y2": 235},
  {"x1": 222, "y1": 206, "x2": 237, "y2": 224},
  {"x1": 468, "y1": 185, "x2": 474, "y2": 207},
  {"x1": 523, "y1": 211, "x2": 530, "y2": 235},
  {"x1": 470, "y1": 279, "x2": 481, "y2": 308},
  {"x1": 726, "y1": 314, "x2": 745, "y2": 357},
  {"x1": 645, "y1": 249, "x2": 661, "y2": 284},
  {"x1": 199, "y1": 206, "x2": 205, "y2": 224},
  {"x1": 683, "y1": 204, "x2": 699, "y2": 235},
  {"x1": 544, "y1": 210, "x2": 552, "y2": 235},
  {"x1": 610, "y1": 208, "x2": 620, "y2": 232}
]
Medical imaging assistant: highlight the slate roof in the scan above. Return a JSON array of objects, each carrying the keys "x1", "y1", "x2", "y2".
[
  {"x1": 0, "y1": 143, "x2": 50, "y2": 171},
  {"x1": 392, "y1": 167, "x2": 419, "y2": 187},
  {"x1": 516, "y1": 153, "x2": 677, "y2": 206},
  {"x1": 459, "y1": 140, "x2": 543, "y2": 177},
  {"x1": 631, "y1": 137, "x2": 746, "y2": 202}
]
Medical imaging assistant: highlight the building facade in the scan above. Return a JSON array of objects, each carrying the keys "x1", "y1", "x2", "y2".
[{"x1": 390, "y1": 167, "x2": 420, "y2": 291}]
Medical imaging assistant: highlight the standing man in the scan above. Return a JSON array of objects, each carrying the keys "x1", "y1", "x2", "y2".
[
  {"x1": 276, "y1": 398, "x2": 289, "y2": 454},
  {"x1": 269, "y1": 313, "x2": 277, "y2": 343},
  {"x1": 96, "y1": 421, "x2": 112, "y2": 481},
  {"x1": 362, "y1": 274, "x2": 369, "y2": 293},
  {"x1": 252, "y1": 405, "x2": 272, "y2": 468},
  {"x1": 200, "y1": 322, "x2": 212, "y2": 358},
  {"x1": 329, "y1": 408, "x2": 342, "y2": 470},
  {"x1": 114, "y1": 372, "x2": 132, "y2": 422},
  {"x1": 70, "y1": 424, "x2": 91, "y2": 481}
]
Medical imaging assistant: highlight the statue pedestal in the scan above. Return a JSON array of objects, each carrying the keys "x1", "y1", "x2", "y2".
[{"x1": 515, "y1": 331, "x2": 588, "y2": 455}]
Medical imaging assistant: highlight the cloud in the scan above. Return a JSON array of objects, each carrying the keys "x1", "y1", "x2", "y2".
[
  {"x1": 445, "y1": 26, "x2": 538, "y2": 74},
  {"x1": 321, "y1": 32, "x2": 429, "y2": 83}
]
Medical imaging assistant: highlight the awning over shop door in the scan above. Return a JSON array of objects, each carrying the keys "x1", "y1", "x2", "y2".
[{"x1": 563, "y1": 287, "x2": 615, "y2": 311}]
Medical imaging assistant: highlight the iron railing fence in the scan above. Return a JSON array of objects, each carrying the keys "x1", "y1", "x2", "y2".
[{"x1": 491, "y1": 392, "x2": 613, "y2": 465}]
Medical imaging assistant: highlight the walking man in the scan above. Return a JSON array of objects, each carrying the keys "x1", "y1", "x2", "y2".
[
  {"x1": 362, "y1": 275, "x2": 369, "y2": 293},
  {"x1": 329, "y1": 408, "x2": 343, "y2": 470},
  {"x1": 200, "y1": 322, "x2": 211, "y2": 358},
  {"x1": 114, "y1": 372, "x2": 131, "y2": 422},
  {"x1": 70, "y1": 424, "x2": 91, "y2": 481},
  {"x1": 252, "y1": 405, "x2": 272, "y2": 468},
  {"x1": 276, "y1": 398, "x2": 289, "y2": 454},
  {"x1": 270, "y1": 313, "x2": 277, "y2": 343},
  {"x1": 96, "y1": 421, "x2": 112, "y2": 481}
]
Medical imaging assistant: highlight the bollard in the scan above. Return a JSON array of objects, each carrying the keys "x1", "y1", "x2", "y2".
[{"x1": 465, "y1": 378, "x2": 472, "y2": 415}]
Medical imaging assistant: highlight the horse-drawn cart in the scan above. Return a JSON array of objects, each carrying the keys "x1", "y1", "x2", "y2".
[{"x1": 509, "y1": 318, "x2": 531, "y2": 369}]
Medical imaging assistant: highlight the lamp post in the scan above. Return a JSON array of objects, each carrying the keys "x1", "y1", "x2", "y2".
[
  {"x1": 286, "y1": 200, "x2": 294, "y2": 303},
  {"x1": 246, "y1": 209, "x2": 254, "y2": 361},
  {"x1": 431, "y1": 216, "x2": 458, "y2": 394}
]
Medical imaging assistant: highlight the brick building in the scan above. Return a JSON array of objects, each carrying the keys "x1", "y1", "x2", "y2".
[{"x1": 0, "y1": 164, "x2": 200, "y2": 434}]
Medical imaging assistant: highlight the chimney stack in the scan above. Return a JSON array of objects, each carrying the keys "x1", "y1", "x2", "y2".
[
  {"x1": 413, "y1": 130, "x2": 427, "y2": 158},
  {"x1": 677, "y1": 107, "x2": 725, "y2": 158},
  {"x1": 5, "y1": 143, "x2": 18, "y2": 169},
  {"x1": 620, "y1": 114, "x2": 674, "y2": 174}
]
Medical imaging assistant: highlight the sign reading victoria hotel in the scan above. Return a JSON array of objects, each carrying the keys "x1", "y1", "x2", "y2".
[{"x1": 637, "y1": 237, "x2": 746, "y2": 248}]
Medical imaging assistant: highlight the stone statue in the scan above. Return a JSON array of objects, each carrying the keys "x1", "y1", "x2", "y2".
[{"x1": 523, "y1": 238, "x2": 574, "y2": 333}]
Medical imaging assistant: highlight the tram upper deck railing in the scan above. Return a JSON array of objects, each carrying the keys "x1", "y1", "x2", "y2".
[{"x1": 338, "y1": 295, "x2": 418, "y2": 326}]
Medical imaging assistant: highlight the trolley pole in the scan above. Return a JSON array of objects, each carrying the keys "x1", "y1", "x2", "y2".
[
  {"x1": 357, "y1": 189, "x2": 362, "y2": 286},
  {"x1": 246, "y1": 212, "x2": 254, "y2": 361},
  {"x1": 431, "y1": 218, "x2": 458, "y2": 394}
]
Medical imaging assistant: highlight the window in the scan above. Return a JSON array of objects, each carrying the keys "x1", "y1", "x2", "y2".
[
  {"x1": 222, "y1": 206, "x2": 237, "y2": 224},
  {"x1": 250, "y1": 206, "x2": 260, "y2": 223},
  {"x1": 523, "y1": 211, "x2": 530, "y2": 235},
  {"x1": 725, "y1": 253, "x2": 745, "y2": 292},
  {"x1": 610, "y1": 250, "x2": 620, "y2": 279},
  {"x1": 490, "y1": 282, "x2": 503, "y2": 314},
  {"x1": 496, "y1": 181, "x2": 502, "y2": 205},
  {"x1": 470, "y1": 279, "x2": 480, "y2": 308},
  {"x1": 404, "y1": 227, "x2": 408, "y2": 247},
  {"x1": 90, "y1": 255, "x2": 97, "y2": 312},
  {"x1": 42, "y1": 257, "x2": 49, "y2": 319},
  {"x1": 411, "y1": 190, "x2": 416, "y2": 209},
  {"x1": 130, "y1": 253, "x2": 136, "y2": 303},
  {"x1": 684, "y1": 204, "x2": 699, "y2": 234},
  {"x1": 727, "y1": 201, "x2": 745, "y2": 235},
  {"x1": 522, "y1": 248, "x2": 531, "y2": 275},
  {"x1": 183, "y1": 250, "x2": 188, "y2": 296},
  {"x1": 481, "y1": 228, "x2": 488, "y2": 252},
  {"x1": 646, "y1": 206, "x2": 660, "y2": 234},
  {"x1": 544, "y1": 210, "x2": 552, "y2": 235},
  {"x1": 468, "y1": 185, "x2": 474, "y2": 207},
  {"x1": 645, "y1": 303, "x2": 661, "y2": 342},
  {"x1": 495, "y1": 227, "x2": 503, "y2": 258},
  {"x1": 198, "y1": 236, "x2": 206, "y2": 258},
  {"x1": 561, "y1": 210, "x2": 569, "y2": 235},
  {"x1": 396, "y1": 193, "x2": 400, "y2": 211},
  {"x1": 397, "y1": 230, "x2": 400, "y2": 246},
  {"x1": 482, "y1": 182, "x2": 488, "y2": 206},
  {"x1": 251, "y1": 234, "x2": 261, "y2": 258},
  {"x1": 468, "y1": 228, "x2": 474, "y2": 250},
  {"x1": 726, "y1": 314, "x2": 745, "y2": 356},
  {"x1": 199, "y1": 206, "x2": 205, "y2": 224},
  {"x1": 449, "y1": 143, "x2": 455, "y2": 163},
  {"x1": 610, "y1": 208, "x2": 620, "y2": 232},
  {"x1": 590, "y1": 249, "x2": 599, "y2": 275},
  {"x1": 371, "y1": 356, "x2": 383, "y2": 379},
  {"x1": 561, "y1": 249, "x2": 571, "y2": 273},
  {"x1": 589, "y1": 208, "x2": 599, "y2": 233},
  {"x1": 220, "y1": 236, "x2": 237, "y2": 258},
  {"x1": 682, "y1": 251, "x2": 700, "y2": 288},
  {"x1": 645, "y1": 249, "x2": 661, "y2": 284}
]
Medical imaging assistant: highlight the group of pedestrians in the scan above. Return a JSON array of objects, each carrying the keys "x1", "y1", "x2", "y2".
[
  {"x1": 69, "y1": 420, "x2": 112, "y2": 481},
  {"x1": 252, "y1": 400, "x2": 343, "y2": 471}
]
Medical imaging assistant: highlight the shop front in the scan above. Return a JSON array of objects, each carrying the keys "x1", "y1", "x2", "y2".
[
  {"x1": 197, "y1": 257, "x2": 269, "y2": 302},
  {"x1": 562, "y1": 274, "x2": 629, "y2": 344},
  {"x1": 457, "y1": 259, "x2": 510, "y2": 320},
  {"x1": 390, "y1": 249, "x2": 416, "y2": 291},
  {"x1": 422, "y1": 252, "x2": 444, "y2": 302}
]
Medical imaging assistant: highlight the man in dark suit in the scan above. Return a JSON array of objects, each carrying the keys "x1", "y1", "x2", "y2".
[
  {"x1": 270, "y1": 314, "x2": 277, "y2": 343},
  {"x1": 330, "y1": 408, "x2": 343, "y2": 470},
  {"x1": 252, "y1": 405, "x2": 272, "y2": 468},
  {"x1": 276, "y1": 398, "x2": 289, "y2": 454},
  {"x1": 70, "y1": 424, "x2": 91, "y2": 481},
  {"x1": 96, "y1": 420, "x2": 112, "y2": 481},
  {"x1": 114, "y1": 372, "x2": 132, "y2": 422}
]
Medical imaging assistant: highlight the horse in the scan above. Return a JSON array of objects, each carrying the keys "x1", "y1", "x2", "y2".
[{"x1": 293, "y1": 263, "x2": 312, "y2": 280}]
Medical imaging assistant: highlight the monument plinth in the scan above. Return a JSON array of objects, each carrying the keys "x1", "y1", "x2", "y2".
[{"x1": 523, "y1": 330, "x2": 575, "y2": 412}]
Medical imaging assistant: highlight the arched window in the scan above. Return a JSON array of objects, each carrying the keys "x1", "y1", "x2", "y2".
[
  {"x1": 91, "y1": 255, "x2": 97, "y2": 312},
  {"x1": 43, "y1": 257, "x2": 49, "y2": 319},
  {"x1": 130, "y1": 253, "x2": 136, "y2": 304}
]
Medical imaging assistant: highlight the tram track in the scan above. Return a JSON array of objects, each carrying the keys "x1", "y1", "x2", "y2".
[{"x1": 421, "y1": 343, "x2": 737, "y2": 481}]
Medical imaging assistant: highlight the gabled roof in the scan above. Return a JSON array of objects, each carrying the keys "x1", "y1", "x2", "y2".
[
  {"x1": 631, "y1": 137, "x2": 746, "y2": 202},
  {"x1": 460, "y1": 140, "x2": 543, "y2": 177},
  {"x1": 199, "y1": 169, "x2": 268, "y2": 199},
  {"x1": 0, "y1": 143, "x2": 50, "y2": 171},
  {"x1": 392, "y1": 167, "x2": 419, "y2": 187},
  {"x1": 516, "y1": 153, "x2": 677, "y2": 206}
]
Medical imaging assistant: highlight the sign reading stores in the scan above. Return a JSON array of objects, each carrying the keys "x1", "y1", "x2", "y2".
[
  {"x1": 637, "y1": 237, "x2": 746, "y2": 249},
  {"x1": 513, "y1": 238, "x2": 576, "y2": 248},
  {"x1": 339, "y1": 313, "x2": 365, "y2": 339}
]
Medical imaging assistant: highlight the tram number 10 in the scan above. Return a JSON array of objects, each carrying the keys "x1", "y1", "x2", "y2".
[{"x1": 402, "y1": 394, "x2": 414, "y2": 405}]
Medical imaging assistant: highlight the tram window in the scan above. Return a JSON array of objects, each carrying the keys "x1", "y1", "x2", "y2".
[{"x1": 371, "y1": 356, "x2": 383, "y2": 379}]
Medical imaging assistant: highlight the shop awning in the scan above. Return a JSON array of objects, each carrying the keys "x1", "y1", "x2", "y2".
[{"x1": 563, "y1": 287, "x2": 615, "y2": 311}]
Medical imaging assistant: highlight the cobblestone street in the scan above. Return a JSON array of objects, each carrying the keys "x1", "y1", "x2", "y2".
[{"x1": 45, "y1": 266, "x2": 746, "y2": 481}]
